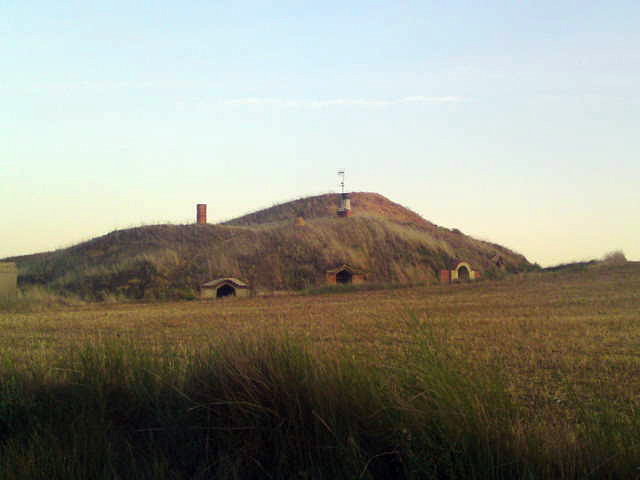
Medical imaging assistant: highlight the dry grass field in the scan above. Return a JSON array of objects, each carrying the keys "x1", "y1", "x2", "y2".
[
  {"x1": 1, "y1": 262, "x2": 639, "y2": 478},
  {"x1": 3, "y1": 263, "x2": 639, "y2": 408}
]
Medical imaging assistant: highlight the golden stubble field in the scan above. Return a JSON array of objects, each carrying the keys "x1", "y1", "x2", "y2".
[{"x1": 2, "y1": 263, "x2": 639, "y2": 423}]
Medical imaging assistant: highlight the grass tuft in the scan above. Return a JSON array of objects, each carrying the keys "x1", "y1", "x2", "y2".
[
  {"x1": 0, "y1": 329, "x2": 524, "y2": 479},
  {"x1": 2, "y1": 322, "x2": 637, "y2": 478}
]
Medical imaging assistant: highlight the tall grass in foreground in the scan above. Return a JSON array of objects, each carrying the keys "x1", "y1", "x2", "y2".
[{"x1": 0, "y1": 328, "x2": 638, "y2": 479}]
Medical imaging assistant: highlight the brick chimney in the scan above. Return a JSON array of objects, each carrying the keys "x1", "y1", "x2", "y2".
[{"x1": 196, "y1": 204, "x2": 207, "y2": 224}]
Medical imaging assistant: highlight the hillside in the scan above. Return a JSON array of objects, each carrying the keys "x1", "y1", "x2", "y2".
[
  {"x1": 7, "y1": 193, "x2": 533, "y2": 299},
  {"x1": 224, "y1": 192, "x2": 437, "y2": 229}
]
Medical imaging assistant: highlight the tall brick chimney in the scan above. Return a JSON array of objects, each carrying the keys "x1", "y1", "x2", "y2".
[{"x1": 196, "y1": 204, "x2": 207, "y2": 224}]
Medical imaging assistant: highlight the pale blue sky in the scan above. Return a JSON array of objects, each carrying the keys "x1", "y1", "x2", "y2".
[{"x1": 1, "y1": 1, "x2": 638, "y2": 265}]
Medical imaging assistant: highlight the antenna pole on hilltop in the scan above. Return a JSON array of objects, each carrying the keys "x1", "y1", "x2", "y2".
[
  {"x1": 336, "y1": 169, "x2": 351, "y2": 217},
  {"x1": 337, "y1": 169, "x2": 345, "y2": 194}
]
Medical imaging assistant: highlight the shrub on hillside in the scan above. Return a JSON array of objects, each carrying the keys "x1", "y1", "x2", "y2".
[{"x1": 600, "y1": 250, "x2": 627, "y2": 266}]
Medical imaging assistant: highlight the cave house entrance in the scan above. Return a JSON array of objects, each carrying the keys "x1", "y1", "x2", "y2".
[
  {"x1": 325, "y1": 264, "x2": 367, "y2": 285},
  {"x1": 335, "y1": 269, "x2": 353, "y2": 284},
  {"x1": 217, "y1": 284, "x2": 236, "y2": 297},
  {"x1": 200, "y1": 278, "x2": 250, "y2": 299},
  {"x1": 457, "y1": 265, "x2": 470, "y2": 281},
  {"x1": 439, "y1": 261, "x2": 480, "y2": 284}
]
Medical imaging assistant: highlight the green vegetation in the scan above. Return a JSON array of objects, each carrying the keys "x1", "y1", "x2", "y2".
[
  {"x1": 0, "y1": 331, "x2": 523, "y2": 479},
  {"x1": 6, "y1": 193, "x2": 532, "y2": 300},
  {"x1": 2, "y1": 326, "x2": 637, "y2": 479},
  {"x1": 1, "y1": 263, "x2": 639, "y2": 478}
]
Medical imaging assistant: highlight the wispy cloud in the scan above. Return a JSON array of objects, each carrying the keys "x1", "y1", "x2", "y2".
[{"x1": 224, "y1": 96, "x2": 466, "y2": 108}]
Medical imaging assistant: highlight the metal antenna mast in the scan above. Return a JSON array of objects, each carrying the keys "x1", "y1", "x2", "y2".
[{"x1": 337, "y1": 169, "x2": 345, "y2": 193}]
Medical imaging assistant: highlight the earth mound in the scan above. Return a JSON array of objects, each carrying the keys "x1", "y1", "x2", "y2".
[{"x1": 7, "y1": 193, "x2": 533, "y2": 298}]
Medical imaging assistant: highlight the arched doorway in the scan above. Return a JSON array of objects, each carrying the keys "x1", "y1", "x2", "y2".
[
  {"x1": 217, "y1": 284, "x2": 236, "y2": 298},
  {"x1": 457, "y1": 265, "x2": 470, "y2": 281},
  {"x1": 336, "y1": 269, "x2": 353, "y2": 284}
]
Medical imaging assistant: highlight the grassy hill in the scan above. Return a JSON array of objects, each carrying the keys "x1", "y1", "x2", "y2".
[
  {"x1": 224, "y1": 192, "x2": 437, "y2": 228},
  {"x1": 6, "y1": 193, "x2": 533, "y2": 299}
]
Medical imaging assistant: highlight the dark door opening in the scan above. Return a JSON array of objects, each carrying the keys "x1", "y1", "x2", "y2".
[
  {"x1": 336, "y1": 269, "x2": 353, "y2": 284},
  {"x1": 458, "y1": 266, "x2": 470, "y2": 281},
  {"x1": 217, "y1": 284, "x2": 236, "y2": 298}
]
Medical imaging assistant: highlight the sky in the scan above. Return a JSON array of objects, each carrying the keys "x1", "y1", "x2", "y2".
[{"x1": 1, "y1": 1, "x2": 638, "y2": 266}]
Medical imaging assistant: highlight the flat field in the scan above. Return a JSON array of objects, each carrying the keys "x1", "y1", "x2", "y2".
[
  {"x1": 3, "y1": 264, "x2": 639, "y2": 419},
  {"x1": 1, "y1": 263, "x2": 639, "y2": 478}
]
